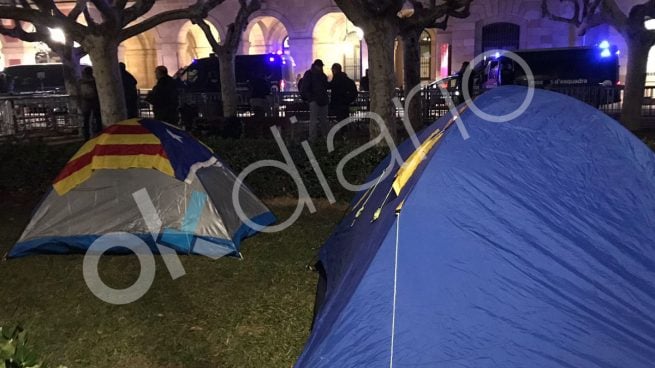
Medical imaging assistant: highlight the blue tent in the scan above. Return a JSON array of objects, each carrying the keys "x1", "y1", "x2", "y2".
[{"x1": 297, "y1": 87, "x2": 655, "y2": 367}]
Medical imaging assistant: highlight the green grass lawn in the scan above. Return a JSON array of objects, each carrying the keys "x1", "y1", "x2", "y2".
[{"x1": 0, "y1": 195, "x2": 345, "y2": 368}]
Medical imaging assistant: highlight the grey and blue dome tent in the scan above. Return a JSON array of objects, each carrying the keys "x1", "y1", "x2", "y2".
[
  {"x1": 9, "y1": 119, "x2": 275, "y2": 258},
  {"x1": 297, "y1": 87, "x2": 655, "y2": 367}
]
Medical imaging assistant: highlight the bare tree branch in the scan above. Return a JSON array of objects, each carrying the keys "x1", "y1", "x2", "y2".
[
  {"x1": 401, "y1": 0, "x2": 472, "y2": 30},
  {"x1": 542, "y1": 0, "x2": 583, "y2": 26},
  {"x1": 364, "y1": 0, "x2": 404, "y2": 15},
  {"x1": 121, "y1": 0, "x2": 156, "y2": 26},
  {"x1": 0, "y1": 5, "x2": 60, "y2": 27},
  {"x1": 120, "y1": 0, "x2": 225, "y2": 40},
  {"x1": 82, "y1": 5, "x2": 98, "y2": 27},
  {"x1": 334, "y1": 0, "x2": 403, "y2": 30},
  {"x1": 195, "y1": 18, "x2": 221, "y2": 50},
  {"x1": 113, "y1": 0, "x2": 129, "y2": 11},
  {"x1": 194, "y1": 0, "x2": 260, "y2": 53},
  {"x1": 17, "y1": 0, "x2": 32, "y2": 10},
  {"x1": 542, "y1": 0, "x2": 636, "y2": 35},
  {"x1": 227, "y1": 0, "x2": 260, "y2": 50},
  {"x1": 0, "y1": 20, "x2": 43, "y2": 42},
  {"x1": 32, "y1": 0, "x2": 65, "y2": 17},
  {"x1": 89, "y1": 0, "x2": 119, "y2": 24},
  {"x1": 67, "y1": 0, "x2": 88, "y2": 20}
]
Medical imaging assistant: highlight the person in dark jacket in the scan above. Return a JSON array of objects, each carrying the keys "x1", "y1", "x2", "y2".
[
  {"x1": 119, "y1": 62, "x2": 139, "y2": 118},
  {"x1": 79, "y1": 66, "x2": 101, "y2": 140},
  {"x1": 359, "y1": 68, "x2": 369, "y2": 92},
  {"x1": 455, "y1": 61, "x2": 475, "y2": 104},
  {"x1": 329, "y1": 63, "x2": 358, "y2": 122},
  {"x1": 300, "y1": 59, "x2": 329, "y2": 141},
  {"x1": 0, "y1": 73, "x2": 7, "y2": 94},
  {"x1": 249, "y1": 71, "x2": 271, "y2": 118},
  {"x1": 146, "y1": 65, "x2": 179, "y2": 125}
]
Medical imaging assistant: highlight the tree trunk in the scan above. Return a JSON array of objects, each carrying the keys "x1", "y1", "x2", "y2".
[
  {"x1": 621, "y1": 37, "x2": 650, "y2": 131},
  {"x1": 401, "y1": 27, "x2": 423, "y2": 131},
  {"x1": 365, "y1": 25, "x2": 399, "y2": 143},
  {"x1": 217, "y1": 49, "x2": 238, "y2": 118},
  {"x1": 60, "y1": 47, "x2": 82, "y2": 130},
  {"x1": 86, "y1": 36, "x2": 127, "y2": 126}
]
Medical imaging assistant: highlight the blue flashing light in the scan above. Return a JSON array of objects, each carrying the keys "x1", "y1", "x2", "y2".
[
  {"x1": 615, "y1": 50, "x2": 621, "y2": 56},
  {"x1": 600, "y1": 48, "x2": 611, "y2": 58},
  {"x1": 268, "y1": 56, "x2": 276, "y2": 63},
  {"x1": 494, "y1": 51, "x2": 500, "y2": 59},
  {"x1": 599, "y1": 40, "x2": 610, "y2": 49}
]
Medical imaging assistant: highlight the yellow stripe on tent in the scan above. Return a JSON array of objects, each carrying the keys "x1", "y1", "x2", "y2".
[
  {"x1": 53, "y1": 165, "x2": 94, "y2": 195},
  {"x1": 392, "y1": 130, "x2": 444, "y2": 196},
  {"x1": 69, "y1": 136, "x2": 100, "y2": 161},
  {"x1": 116, "y1": 119, "x2": 142, "y2": 126},
  {"x1": 91, "y1": 155, "x2": 175, "y2": 176},
  {"x1": 96, "y1": 134, "x2": 161, "y2": 145},
  {"x1": 53, "y1": 155, "x2": 175, "y2": 196}
]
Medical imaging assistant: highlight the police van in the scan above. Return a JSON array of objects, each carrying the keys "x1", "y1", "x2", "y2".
[
  {"x1": 2, "y1": 63, "x2": 67, "y2": 95},
  {"x1": 175, "y1": 53, "x2": 296, "y2": 96},
  {"x1": 479, "y1": 45, "x2": 621, "y2": 106}
]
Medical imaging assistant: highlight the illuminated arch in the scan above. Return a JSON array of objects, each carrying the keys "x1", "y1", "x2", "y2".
[
  {"x1": 313, "y1": 12, "x2": 365, "y2": 80},
  {"x1": 120, "y1": 30, "x2": 158, "y2": 88},
  {"x1": 420, "y1": 30, "x2": 433, "y2": 80},
  {"x1": 177, "y1": 20, "x2": 221, "y2": 68},
  {"x1": 648, "y1": 46, "x2": 655, "y2": 86},
  {"x1": 243, "y1": 16, "x2": 289, "y2": 55}
]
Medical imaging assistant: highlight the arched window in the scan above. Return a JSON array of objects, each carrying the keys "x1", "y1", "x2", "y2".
[
  {"x1": 282, "y1": 36, "x2": 290, "y2": 54},
  {"x1": 482, "y1": 22, "x2": 520, "y2": 52},
  {"x1": 647, "y1": 46, "x2": 655, "y2": 86},
  {"x1": 420, "y1": 30, "x2": 432, "y2": 80}
]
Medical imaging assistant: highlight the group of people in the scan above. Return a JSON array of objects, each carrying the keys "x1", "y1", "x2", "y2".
[
  {"x1": 78, "y1": 62, "x2": 140, "y2": 140},
  {"x1": 80, "y1": 63, "x2": 180, "y2": 140},
  {"x1": 299, "y1": 59, "x2": 362, "y2": 142}
]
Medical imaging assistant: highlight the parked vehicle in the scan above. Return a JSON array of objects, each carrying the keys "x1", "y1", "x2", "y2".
[
  {"x1": 480, "y1": 45, "x2": 621, "y2": 106},
  {"x1": 176, "y1": 53, "x2": 296, "y2": 95},
  {"x1": 2, "y1": 64, "x2": 67, "y2": 95}
]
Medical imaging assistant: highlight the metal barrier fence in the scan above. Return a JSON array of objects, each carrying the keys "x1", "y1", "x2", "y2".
[
  {"x1": 2, "y1": 85, "x2": 654, "y2": 138},
  {"x1": 0, "y1": 94, "x2": 79, "y2": 137}
]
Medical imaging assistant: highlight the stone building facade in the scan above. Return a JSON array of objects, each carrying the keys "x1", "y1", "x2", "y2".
[{"x1": 0, "y1": 0, "x2": 645, "y2": 89}]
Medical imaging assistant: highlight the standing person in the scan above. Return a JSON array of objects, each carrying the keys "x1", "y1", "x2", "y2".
[
  {"x1": 295, "y1": 73, "x2": 303, "y2": 91},
  {"x1": 359, "y1": 68, "x2": 370, "y2": 92},
  {"x1": 79, "y1": 66, "x2": 101, "y2": 140},
  {"x1": 328, "y1": 63, "x2": 358, "y2": 122},
  {"x1": 119, "y1": 62, "x2": 139, "y2": 118},
  {"x1": 146, "y1": 65, "x2": 179, "y2": 125},
  {"x1": 249, "y1": 71, "x2": 271, "y2": 118},
  {"x1": 455, "y1": 61, "x2": 475, "y2": 104},
  {"x1": 0, "y1": 73, "x2": 7, "y2": 94},
  {"x1": 300, "y1": 59, "x2": 329, "y2": 141}
]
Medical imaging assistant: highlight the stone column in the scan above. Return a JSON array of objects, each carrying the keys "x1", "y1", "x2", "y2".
[
  {"x1": 288, "y1": 35, "x2": 314, "y2": 75},
  {"x1": 157, "y1": 42, "x2": 183, "y2": 74}
]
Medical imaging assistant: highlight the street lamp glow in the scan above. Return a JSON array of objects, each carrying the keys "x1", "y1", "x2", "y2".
[
  {"x1": 645, "y1": 19, "x2": 655, "y2": 30},
  {"x1": 49, "y1": 28, "x2": 65, "y2": 44}
]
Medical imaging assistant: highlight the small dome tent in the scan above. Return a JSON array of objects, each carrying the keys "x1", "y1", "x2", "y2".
[
  {"x1": 9, "y1": 118, "x2": 275, "y2": 258},
  {"x1": 297, "y1": 87, "x2": 655, "y2": 367}
]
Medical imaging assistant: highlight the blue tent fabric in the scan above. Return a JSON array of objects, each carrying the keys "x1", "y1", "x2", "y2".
[
  {"x1": 297, "y1": 86, "x2": 655, "y2": 367},
  {"x1": 139, "y1": 119, "x2": 216, "y2": 182}
]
